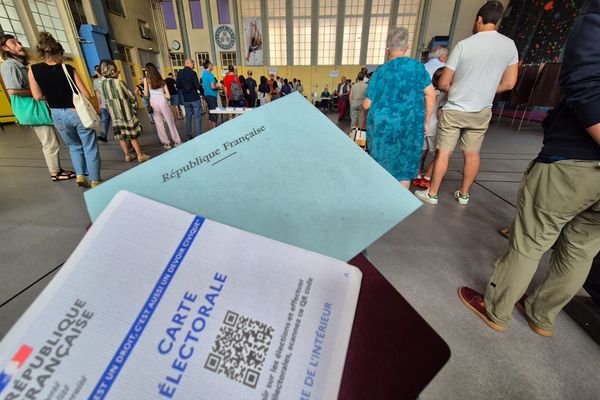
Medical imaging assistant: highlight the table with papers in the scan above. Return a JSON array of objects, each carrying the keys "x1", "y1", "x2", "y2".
[
  {"x1": 209, "y1": 107, "x2": 251, "y2": 115},
  {"x1": 209, "y1": 107, "x2": 252, "y2": 124}
]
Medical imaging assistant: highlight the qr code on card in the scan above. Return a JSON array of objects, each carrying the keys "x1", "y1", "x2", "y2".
[{"x1": 204, "y1": 310, "x2": 275, "y2": 388}]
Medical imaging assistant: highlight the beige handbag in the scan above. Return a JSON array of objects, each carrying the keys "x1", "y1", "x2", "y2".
[{"x1": 62, "y1": 64, "x2": 101, "y2": 131}]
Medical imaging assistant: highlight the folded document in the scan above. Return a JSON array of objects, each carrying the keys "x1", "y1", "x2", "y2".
[{"x1": 85, "y1": 93, "x2": 422, "y2": 261}]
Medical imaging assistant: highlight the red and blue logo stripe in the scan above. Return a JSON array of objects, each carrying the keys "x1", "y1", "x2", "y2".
[{"x1": 0, "y1": 345, "x2": 33, "y2": 394}]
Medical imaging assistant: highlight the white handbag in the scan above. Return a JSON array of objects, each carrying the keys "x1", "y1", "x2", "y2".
[{"x1": 62, "y1": 64, "x2": 101, "y2": 131}]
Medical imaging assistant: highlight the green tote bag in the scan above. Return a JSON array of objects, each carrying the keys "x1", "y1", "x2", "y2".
[{"x1": 10, "y1": 95, "x2": 53, "y2": 126}]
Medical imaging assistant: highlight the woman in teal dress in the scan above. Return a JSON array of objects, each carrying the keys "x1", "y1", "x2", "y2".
[{"x1": 364, "y1": 27, "x2": 436, "y2": 189}]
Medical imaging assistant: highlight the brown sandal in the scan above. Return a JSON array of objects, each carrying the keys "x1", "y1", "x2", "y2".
[
  {"x1": 498, "y1": 228, "x2": 510, "y2": 239},
  {"x1": 51, "y1": 169, "x2": 76, "y2": 182}
]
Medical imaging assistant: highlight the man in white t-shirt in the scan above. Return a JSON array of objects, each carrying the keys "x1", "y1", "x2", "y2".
[{"x1": 416, "y1": 1, "x2": 518, "y2": 205}]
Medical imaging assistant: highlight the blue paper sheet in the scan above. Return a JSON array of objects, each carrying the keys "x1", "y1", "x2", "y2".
[{"x1": 84, "y1": 93, "x2": 421, "y2": 261}]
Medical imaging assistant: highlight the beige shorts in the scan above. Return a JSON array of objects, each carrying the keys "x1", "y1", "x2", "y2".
[{"x1": 436, "y1": 108, "x2": 493, "y2": 152}]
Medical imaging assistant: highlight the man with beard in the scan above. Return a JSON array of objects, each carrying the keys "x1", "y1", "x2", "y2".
[{"x1": 0, "y1": 34, "x2": 74, "y2": 181}]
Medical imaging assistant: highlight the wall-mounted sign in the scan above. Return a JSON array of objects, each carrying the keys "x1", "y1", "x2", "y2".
[
  {"x1": 329, "y1": 70, "x2": 339, "y2": 78},
  {"x1": 214, "y1": 25, "x2": 236, "y2": 50},
  {"x1": 269, "y1": 67, "x2": 277, "y2": 74}
]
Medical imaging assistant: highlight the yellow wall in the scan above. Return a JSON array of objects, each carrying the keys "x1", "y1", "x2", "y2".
[{"x1": 0, "y1": 80, "x2": 16, "y2": 123}]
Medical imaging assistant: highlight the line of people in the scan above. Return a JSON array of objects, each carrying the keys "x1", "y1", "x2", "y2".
[
  {"x1": 364, "y1": 0, "x2": 600, "y2": 338},
  {"x1": 256, "y1": 74, "x2": 305, "y2": 104},
  {"x1": 0, "y1": 32, "x2": 167, "y2": 188},
  {"x1": 1, "y1": 32, "x2": 104, "y2": 188}
]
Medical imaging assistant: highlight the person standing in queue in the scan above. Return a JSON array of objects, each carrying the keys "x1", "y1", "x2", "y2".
[
  {"x1": 0, "y1": 33, "x2": 75, "y2": 183},
  {"x1": 29, "y1": 32, "x2": 102, "y2": 188},
  {"x1": 176, "y1": 58, "x2": 203, "y2": 138}
]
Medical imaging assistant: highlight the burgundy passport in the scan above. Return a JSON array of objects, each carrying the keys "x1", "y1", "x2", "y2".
[{"x1": 339, "y1": 254, "x2": 450, "y2": 399}]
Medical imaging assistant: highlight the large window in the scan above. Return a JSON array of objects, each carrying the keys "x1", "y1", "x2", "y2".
[
  {"x1": 29, "y1": 0, "x2": 71, "y2": 53},
  {"x1": 0, "y1": 1, "x2": 29, "y2": 47},
  {"x1": 268, "y1": 0, "x2": 286, "y2": 65},
  {"x1": 257, "y1": 0, "x2": 422, "y2": 66},
  {"x1": 366, "y1": 0, "x2": 392, "y2": 64},
  {"x1": 317, "y1": 0, "x2": 336, "y2": 65},
  {"x1": 341, "y1": 0, "x2": 364, "y2": 65},
  {"x1": 396, "y1": 0, "x2": 420, "y2": 57},
  {"x1": 293, "y1": 0, "x2": 311, "y2": 65}
]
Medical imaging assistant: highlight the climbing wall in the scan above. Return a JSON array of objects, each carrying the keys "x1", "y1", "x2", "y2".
[
  {"x1": 524, "y1": 0, "x2": 586, "y2": 63},
  {"x1": 499, "y1": 0, "x2": 587, "y2": 63}
]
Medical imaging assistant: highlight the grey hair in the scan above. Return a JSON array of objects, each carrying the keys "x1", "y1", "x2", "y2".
[
  {"x1": 429, "y1": 46, "x2": 449, "y2": 60},
  {"x1": 386, "y1": 27, "x2": 409, "y2": 51}
]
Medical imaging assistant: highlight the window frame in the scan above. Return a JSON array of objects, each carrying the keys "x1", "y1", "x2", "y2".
[
  {"x1": 106, "y1": 0, "x2": 126, "y2": 17},
  {"x1": 220, "y1": 51, "x2": 237, "y2": 67},
  {"x1": 0, "y1": 2, "x2": 30, "y2": 48},
  {"x1": 267, "y1": 0, "x2": 287, "y2": 65},
  {"x1": 138, "y1": 19, "x2": 152, "y2": 40},
  {"x1": 317, "y1": 0, "x2": 338, "y2": 66},
  {"x1": 28, "y1": 0, "x2": 72, "y2": 54},
  {"x1": 170, "y1": 52, "x2": 186, "y2": 68},
  {"x1": 196, "y1": 51, "x2": 211, "y2": 68}
]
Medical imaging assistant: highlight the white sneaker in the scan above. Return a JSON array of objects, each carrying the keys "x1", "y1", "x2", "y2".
[
  {"x1": 415, "y1": 189, "x2": 439, "y2": 205},
  {"x1": 454, "y1": 190, "x2": 470, "y2": 205},
  {"x1": 163, "y1": 143, "x2": 172, "y2": 149}
]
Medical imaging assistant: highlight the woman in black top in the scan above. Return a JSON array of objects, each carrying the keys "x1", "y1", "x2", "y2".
[
  {"x1": 258, "y1": 76, "x2": 269, "y2": 106},
  {"x1": 238, "y1": 75, "x2": 250, "y2": 107},
  {"x1": 28, "y1": 32, "x2": 101, "y2": 188}
]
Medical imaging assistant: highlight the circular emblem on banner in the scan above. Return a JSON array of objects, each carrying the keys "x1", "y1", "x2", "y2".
[{"x1": 215, "y1": 25, "x2": 236, "y2": 50}]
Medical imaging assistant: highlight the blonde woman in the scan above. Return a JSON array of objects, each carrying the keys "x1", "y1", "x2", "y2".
[
  {"x1": 144, "y1": 63, "x2": 181, "y2": 149},
  {"x1": 99, "y1": 59, "x2": 150, "y2": 162}
]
